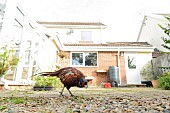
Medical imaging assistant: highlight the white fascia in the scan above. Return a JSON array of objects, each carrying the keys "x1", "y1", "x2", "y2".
[{"x1": 62, "y1": 46, "x2": 155, "y2": 52}]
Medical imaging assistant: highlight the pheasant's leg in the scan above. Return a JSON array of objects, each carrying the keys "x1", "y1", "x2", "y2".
[
  {"x1": 67, "y1": 88, "x2": 74, "y2": 96},
  {"x1": 59, "y1": 86, "x2": 65, "y2": 96}
]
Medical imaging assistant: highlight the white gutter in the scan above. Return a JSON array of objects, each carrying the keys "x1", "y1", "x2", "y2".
[
  {"x1": 42, "y1": 25, "x2": 107, "y2": 29},
  {"x1": 62, "y1": 46, "x2": 155, "y2": 52}
]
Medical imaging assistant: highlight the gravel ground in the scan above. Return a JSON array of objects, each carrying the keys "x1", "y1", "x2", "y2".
[{"x1": 0, "y1": 87, "x2": 170, "y2": 113}]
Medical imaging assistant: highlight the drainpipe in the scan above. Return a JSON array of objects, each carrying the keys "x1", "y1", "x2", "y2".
[
  {"x1": 100, "y1": 27, "x2": 102, "y2": 43},
  {"x1": 118, "y1": 48, "x2": 122, "y2": 86}
]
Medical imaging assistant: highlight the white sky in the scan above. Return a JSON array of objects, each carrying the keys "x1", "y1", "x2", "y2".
[{"x1": 19, "y1": 0, "x2": 170, "y2": 42}]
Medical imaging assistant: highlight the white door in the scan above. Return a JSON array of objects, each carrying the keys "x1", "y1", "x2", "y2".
[{"x1": 124, "y1": 52, "x2": 141, "y2": 84}]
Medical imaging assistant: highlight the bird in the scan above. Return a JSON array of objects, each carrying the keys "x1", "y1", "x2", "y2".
[{"x1": 38, "y1": 67, "x2": 88, "y2": 96}]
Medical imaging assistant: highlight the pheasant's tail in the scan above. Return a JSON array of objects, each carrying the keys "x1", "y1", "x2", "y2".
[
  {"x1": 33, "y1": 71, "x2": 60, "y2": 77},
  {"x1": 40, "y1": 72, "x2": 60, "y2": 76}
]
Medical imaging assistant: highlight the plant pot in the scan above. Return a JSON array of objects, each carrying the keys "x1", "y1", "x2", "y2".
[
  {"x1": 151, "y1": 80, "x2": 159, "y2": 88},
  {"x1": 44, "y1": 86, "x2": 54, "y2": 91},
  {"x1": 33, "y1": 86, "x2": 54, "y2": 91},
  {"x1": 33, "y1": 86, "x2": 44, "y2": 91}
]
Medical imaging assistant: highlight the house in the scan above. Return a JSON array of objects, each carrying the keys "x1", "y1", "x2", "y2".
[
  {"x1": 0, "y1": 1, "x2": 155, "y2": 88},
  {"x1": 0, "y1": 0, "x2": 59, "y2": 88},
  {"x1": 137, "y1": 14, "x2": 169, "y2": 53},
  {"x1": 38, "y1": 22, "x2": 155, "y2": 86},
  {"x1": 137, "y1": 14, "x2": 170, "y2": 76}
]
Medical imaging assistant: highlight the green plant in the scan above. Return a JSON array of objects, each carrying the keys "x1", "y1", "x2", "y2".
[
  {"x1": 33, "y1": 76, "x2": 45, "y2": 87},
  {"x1": 158, "y1": 16, "x2": 170, "y2": 53},
  {"x1": 33, "y1": 76, "x2": 63, "y2": 88},
  {"x1": 0, "y1": 46, "x2": 19, "y2": 77},
  {"x1": 159, "y1": 72, "x2": 170, "y2": 90},
  {"x1": 128, "y1": 56, "x2": 136, "y2": 69},
  {"x1": 140, "y1": 60, "x2": 159, "y2": 80},
  {"x1": 0, "y1": 106, "x2": 7, "y2": 111}
]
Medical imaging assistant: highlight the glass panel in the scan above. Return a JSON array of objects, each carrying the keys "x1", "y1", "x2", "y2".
[
  {"x1": 0, "y1": 0, "x2": 6, "y2": 31},
  {"x1": 26, "y1": 24, "x2": 33, "y2": 49},
  {"x1": 85, "y1": 53, "x2": 97, "y2": 66},
  {"x1": 81, "y1": 31, "x2": 92, "y2": 40},
  {"x1": 4, "y1": 68, "x2": 17, "y2": 80},
  {"x1": 72, "y1": 53, "x2": 83, "y2": 65},
  {"x1": 128, "y1": 56, "x2": 136, "y2": 69},
  {"x1": 16, "y1": 7, "x2": 24, "y2": 22},
  {"x1": 13, "y1": 19, "x2": 23, "y2": 47},
  {"x1": 22, "y1": 67, "x2": 29, "y2": 79},
  {"x1": 24, "y1": 50, "x2": 31, "y2": 65}
]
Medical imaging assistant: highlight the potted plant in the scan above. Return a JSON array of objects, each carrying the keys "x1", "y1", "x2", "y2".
[
  {"x1": 33, "y1": 76, "x2": 45, "y2": 91},
  {"x1": 0, "y1": 46, "x2": 19, "y2": 89},
  {"x1": 140, "y1": 61, "x2": 159, "y2": 87},
  {"x1": 33, "y1": 76, "x2": 57, "y2": 91},
  {"x1": 44, "y1": 77, "x2": 57, "y2": 91}
]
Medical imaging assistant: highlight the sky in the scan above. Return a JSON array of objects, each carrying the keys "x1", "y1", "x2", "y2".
[{"x1": 19, "y1": 0, "x2": 170, "y2": 42}]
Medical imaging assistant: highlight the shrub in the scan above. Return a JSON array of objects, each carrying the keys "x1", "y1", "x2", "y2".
[
  {"x1": 0, "y1": 46, "x2": 19, "y2": 77},
  {"x1": 159, "y1": 72, "x2": 170, "y2": 90}
]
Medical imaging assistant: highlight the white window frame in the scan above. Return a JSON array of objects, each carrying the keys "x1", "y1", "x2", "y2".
[{"x1": 71, "y1": 52, "x2": 98, "y2": 67}]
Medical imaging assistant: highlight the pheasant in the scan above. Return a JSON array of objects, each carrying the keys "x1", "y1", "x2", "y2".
[{"x1": 38, "y1": 67, "x2": 88, "y2": 96}]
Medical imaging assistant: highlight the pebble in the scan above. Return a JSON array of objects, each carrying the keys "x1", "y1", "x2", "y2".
[{"x1": 0, "y1": 89, "x2": 170, "y2": 113}]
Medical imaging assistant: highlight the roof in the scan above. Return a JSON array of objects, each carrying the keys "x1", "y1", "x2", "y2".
[
  {"x1": 62, "y1": 42, "x2": 155, "y2": 52},
  {"x1": 37, "y1": 21, "x2": 107, "y2": 29},
  {"x1": 64, "y1": 42, "x2": 153, "y2": 47},
  {"x1": 37, "y1": 22, "x2": 106, "y2": 26}
]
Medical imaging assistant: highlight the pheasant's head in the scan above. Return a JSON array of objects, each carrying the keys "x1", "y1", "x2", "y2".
[{"x1": 78, "y1": 77, "x2": 88, "y2": 88}]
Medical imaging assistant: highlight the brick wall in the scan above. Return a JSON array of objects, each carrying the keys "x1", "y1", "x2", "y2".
[{"x1": 58, "y1": 51, "x2": 127, "y2": 86}]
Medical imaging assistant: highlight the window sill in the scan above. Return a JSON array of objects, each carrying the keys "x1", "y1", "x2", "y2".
[{"x1": 96, "y1": 70, "x2": 107, "y2": 73}]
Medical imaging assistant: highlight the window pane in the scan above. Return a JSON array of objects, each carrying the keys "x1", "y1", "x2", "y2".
[
  {"x1": 22, "y1": 67, "x2": 29, "y2": 79},
  {"x1": 81, "y1": 31, "x2": 92, "y2": 40},
  {"x1": 24, "y1": 50, "x2": 31, "y2": 65},
  {"x1": 16, "y1": 7, "x2": 24, "y2": 22},
  {"x1": 72, "y1": 53, "x2": 83, "y2": 65},
  {"x1": 85, "y1": 53, "x2": 97, "y2": 66},
  {"x1": 13, "y1": 19, "x2": 23, "y2": 46},
  {"x1": 4, "y1": 68, "x2": 17, "y2": 80}
]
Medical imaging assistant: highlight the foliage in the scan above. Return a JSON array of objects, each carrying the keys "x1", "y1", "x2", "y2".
[
  {"x1": 159, "y1": 72, "x2": 170, "y2": 90},
  {"x1": 140, "y1": 60, "x2": 160, "y2": 80},
  {"x1": 33, "y1": 76, "x2": 63, "y2": 88},
  {"x1": 128, "y1": 56, "x2": 136, "y2": 69},
  {"x1": 158, "y1": 16, "x2": 170, "y2": 54},
  {"x1": 0, "y1": 46, "x2": 19, "y2": 77}
]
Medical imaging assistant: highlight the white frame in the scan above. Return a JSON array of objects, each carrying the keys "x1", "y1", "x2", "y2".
[{"x1": 70, "y1": 52, "x2": 98, "y2": 67}]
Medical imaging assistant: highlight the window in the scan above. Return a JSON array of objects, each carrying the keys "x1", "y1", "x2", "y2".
[
  {"x1": 13, "y1": 19, "x2": 23, "y2": 46},
  {"x1": 81, "y1": 31, "x2": 92, "y2": 40},
  {"x1": 128, "y1": 56, "x2": 136, "y2": 69},
  {"x1": 71, "y1": 52, "x2": 97, "y2": 67}
]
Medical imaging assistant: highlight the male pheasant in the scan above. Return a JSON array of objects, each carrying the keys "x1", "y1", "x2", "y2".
[{"x1": 39, "y1": 67, "x2": 88, "y2": 96}]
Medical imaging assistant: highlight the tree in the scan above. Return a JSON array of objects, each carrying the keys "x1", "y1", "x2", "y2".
[{"x1": 158, "y1": 16, "x2": 170, "y2": 53}]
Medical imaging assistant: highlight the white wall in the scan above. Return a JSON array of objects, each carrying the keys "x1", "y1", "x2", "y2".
[
  {"x1": 137, "y1": 15, "x2": 169, "y2": 52},
  {"x1": 49, "y1": 28, "x2": 105, "y2": 43}
]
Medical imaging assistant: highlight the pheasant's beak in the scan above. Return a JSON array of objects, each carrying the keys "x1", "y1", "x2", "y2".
[{"x1": 85, "y1": 85, "x2": 88, "y2": 88}]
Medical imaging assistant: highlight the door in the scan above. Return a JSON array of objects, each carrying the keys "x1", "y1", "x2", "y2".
[{"x1": 124, "y1": 52, "x2": 141, "y2": 84}]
